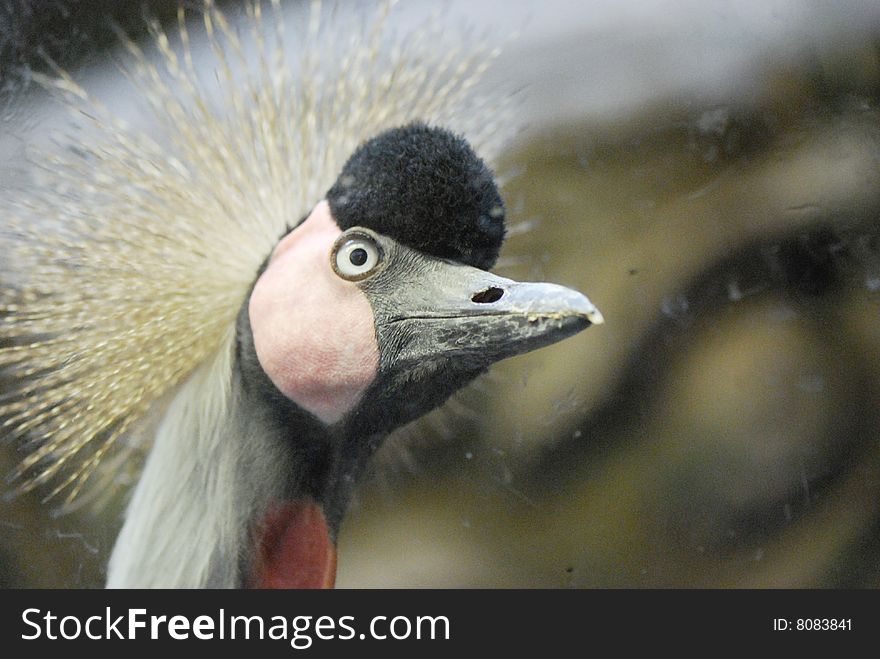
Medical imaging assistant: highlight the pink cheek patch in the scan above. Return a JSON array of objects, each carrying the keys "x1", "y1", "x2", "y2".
[{"x1": 248, "y1": 201, "x2": 380, "y2": 425}]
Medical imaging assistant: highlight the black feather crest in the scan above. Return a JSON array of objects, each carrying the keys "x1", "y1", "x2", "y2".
[{"x1": 327, "y1": 122, "x2": 505, "y2": 270}]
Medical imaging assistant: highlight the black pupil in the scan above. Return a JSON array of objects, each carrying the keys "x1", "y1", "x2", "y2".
[{"x1": 349, "y1": 247, "x2": 369, "y2": 267}]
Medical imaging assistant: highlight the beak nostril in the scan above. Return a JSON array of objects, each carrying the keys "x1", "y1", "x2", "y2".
[{"x1": 472, "y1": 287, "x2": 504, "y2": 304}]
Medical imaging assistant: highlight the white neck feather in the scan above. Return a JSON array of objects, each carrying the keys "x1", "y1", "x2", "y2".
[{"x1": 106, "y1": 335, "x2": 293, "y2": 588}]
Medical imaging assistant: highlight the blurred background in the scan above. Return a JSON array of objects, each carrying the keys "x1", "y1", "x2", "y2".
[{"x1": 2, "y1": 0, "x2": 880, "y2": 587}]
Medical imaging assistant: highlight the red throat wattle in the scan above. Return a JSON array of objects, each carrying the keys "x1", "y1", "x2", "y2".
[{"x1": 251, "y1": 501, "x2": 337, "y2": 589}]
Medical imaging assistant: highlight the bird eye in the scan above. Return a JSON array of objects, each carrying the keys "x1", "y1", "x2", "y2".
[{"x1": 332, "y1": 234, "x2": 383, "y2": 280}]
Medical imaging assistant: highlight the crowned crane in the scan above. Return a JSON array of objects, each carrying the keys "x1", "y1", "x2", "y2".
[{"x1": 0, "y1": 2, "x2": 602, "y2": 588}]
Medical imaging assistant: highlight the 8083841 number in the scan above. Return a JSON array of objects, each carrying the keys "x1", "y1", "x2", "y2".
[{"x1": 796, "y1": 619, "x2": 851, "y2": 631}]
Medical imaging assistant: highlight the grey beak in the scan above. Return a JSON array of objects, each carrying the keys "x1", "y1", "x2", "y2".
[
  {"x1": 374, "y1": 260, "x2": 603, "y2": 370},
  {"x1": 468, "y1": 276, "x2": 604, "y2": 326}
]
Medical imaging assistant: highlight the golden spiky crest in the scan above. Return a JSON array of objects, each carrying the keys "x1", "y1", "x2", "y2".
[{"x1": 0, "y1": 0, "x2": 507, "y2": 505}]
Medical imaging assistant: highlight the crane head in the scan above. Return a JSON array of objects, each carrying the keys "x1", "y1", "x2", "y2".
[{"x1": 238, "y1": 123, "x2": 603, "y2": 588}]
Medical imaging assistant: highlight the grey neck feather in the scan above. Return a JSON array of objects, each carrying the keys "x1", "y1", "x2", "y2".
[{"x1": 106, "y1": 339, "x2": 296, "y2": 588}]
